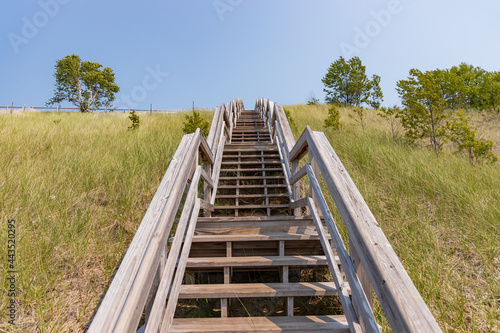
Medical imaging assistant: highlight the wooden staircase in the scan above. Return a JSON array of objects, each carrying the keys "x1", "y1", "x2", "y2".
[
  {"x1": 89, "y1": 98, "x2": 442, "y2": 333},
  {"x1": 172, "y1": 109, "x2": 348, "y2": 332}
]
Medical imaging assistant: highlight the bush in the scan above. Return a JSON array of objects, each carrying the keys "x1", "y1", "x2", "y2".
[
  {"x1": 128, "y1": 110, "x2": 140, "y2": 130},
  {"x1": 447, "y1": 110, "x2": 498, "y2": 164},
  {"x1": 324, "y1": 106, "x2": 341, "y2": 130},
  {"x1": 283, "y1": 107, "x2": 297, "y2": 131},
  {"x1": 182, "y1": 111, "x2": 210, "y2": 137}
]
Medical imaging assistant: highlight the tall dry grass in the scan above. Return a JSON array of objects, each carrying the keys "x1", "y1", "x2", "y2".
[
  {"x1": 285, "y1": 104, "x2": 500, "y2": 332},
  {"x1": 0, "y1": 110, "x2": 212, "y2": 332}
]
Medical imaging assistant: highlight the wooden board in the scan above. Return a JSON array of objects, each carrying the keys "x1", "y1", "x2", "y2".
[
  {"x1": 170, "y1": 315, "x2": 350, "y2": 332},
  {"x1": 178, "y1": 282, "x2": 346, "y2": 298},
  {"x1": 185, "y1": 255, "x2": 333, "y2": 268}
]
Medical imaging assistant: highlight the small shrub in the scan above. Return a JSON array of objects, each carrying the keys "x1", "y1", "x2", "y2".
[
  {"x1": 448, "y1": 110, "x2": 498, "y2": 164},
  {"x1": 182, "y1": 111, "x2": 210, "y2": 137},
  {"x1": 307, "y1": 97, "x2": 320, "y2": 105},
  {"x1": 324, "y1": 106, "x2": 341, "y2": 130},
  {"x1": 128, "y1": 110, "x2": 140, "y2": 130},
  {"x1": 283, "y1": 107, "x2": 297, "y2": 131},
  {"x1": 349, "y1": 107, "x2": 365, "y2": 130},
  {"x1": 378, "y1": 105, "x2": 401, "y2": 140}
]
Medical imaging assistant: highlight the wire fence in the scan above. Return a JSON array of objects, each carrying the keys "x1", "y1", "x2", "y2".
[{"x1": 0, "y1": 105, "x2": 213, "y2": 114}]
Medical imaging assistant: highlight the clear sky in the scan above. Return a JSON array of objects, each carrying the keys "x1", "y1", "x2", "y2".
[{"x1": 1, "y1": 0, "x2": 499, "y2": 110}]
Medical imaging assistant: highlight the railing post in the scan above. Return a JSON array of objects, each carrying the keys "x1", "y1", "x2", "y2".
[
  {"x1": 349, "y1": 239, "x2": 374, "y2": 309},
  {"x1": 291, "y1": 160, "x2": 301, "y2": 216}
]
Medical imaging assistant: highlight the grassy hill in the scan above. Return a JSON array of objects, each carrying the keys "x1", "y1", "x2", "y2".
[{"x1": 0, "y1": 107, "x2": 498, "y2": 332}]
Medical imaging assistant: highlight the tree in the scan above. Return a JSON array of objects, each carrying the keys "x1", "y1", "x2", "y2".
[
  {"x1": 321, "y1": 56, "x2": 383, "y2": 108},
  {"x1": 47, "y1": 54, "x2": 119, "y2": 113},
  {"x1": 182, "y1": 111, "x2": 210, "y2": 137},
  {"x1": 396, "y1": 68, "x2": 449, "y2": 153}
]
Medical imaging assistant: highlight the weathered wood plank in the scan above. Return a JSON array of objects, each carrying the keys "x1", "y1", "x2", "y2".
[
  {"x1": 145, "y1": 167, "x2": 202, "y2": 332},
  {"x1": 290, "y1": 164, "x2": 308, "y2": 186},
  {"x1": 290, "y1": 197, "x2": 309, "y2": 210},
  {"x1": 308, "y1": 197, "x2": 363, "y2": 333},
  {"x1": 178, "y1": 282, "x2": 346, "y2": 298},
  {"x1": 160, "y1": 199, "x2": 202, "y2": 332},
  {"x1": 308, "y1": 130, "x2": 441, "y2": 332},
  {"x1": 307, "y1": 163, "x2": 379, "y2": 332},
  {"x1": 185, "y1": 255, "x2": 331, "y2": 268},
  {"x1": 88, "y1": 131, "x2": 200, "y2": 333},
  {"x1": 171, "y1": 315, "x2": 350, "y2": 333}
]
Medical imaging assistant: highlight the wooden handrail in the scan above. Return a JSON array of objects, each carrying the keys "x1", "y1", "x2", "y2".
[
  {"x1": 88, "y1": 98, "x2": 244, "y2": 333},
  {"x1": 257, "y1": 97, "x2": 441, "y2": 332},
  {"x1": 290, "y1": 125, "x2": 441, "y2": 332}
]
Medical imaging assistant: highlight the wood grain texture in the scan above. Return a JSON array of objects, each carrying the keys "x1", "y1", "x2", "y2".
[
  {"x1": 307, "y1": 129, "x2": 441, "y2": 332},
  {"x1": 170, "y1": 315, "x2": 350, "y2": 333}
]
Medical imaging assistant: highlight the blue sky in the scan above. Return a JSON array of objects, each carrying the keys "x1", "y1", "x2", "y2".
[{"x1": 1, "y1": 0, "x2": 499, "y2": 110}]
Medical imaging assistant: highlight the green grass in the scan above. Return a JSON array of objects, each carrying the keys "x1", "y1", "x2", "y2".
[
  {"x1": 1, "y1": 106, "x2": 498, "y2": 332},
  {"x1": 0, "y1": 110, "x2": 212, "y2": 332},
  {"x1": 286, "y1": 104, "x2": 500, "y2": 332}
]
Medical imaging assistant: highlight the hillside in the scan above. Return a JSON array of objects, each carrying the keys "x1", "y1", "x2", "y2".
[{"x1": 0, "y1": 107, "x2": 498, "y2": 332}]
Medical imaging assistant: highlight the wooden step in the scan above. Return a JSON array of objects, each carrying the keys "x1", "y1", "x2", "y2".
[
  {"x1": 232, "y1": 128, "x2": 269, "y2": 132},
  {"x1": 216, "y1": 193, "x2": 288, "y2": 199},
  {"x1": 218, "y1": 184, "x2": 286, "y2": 189},
  {"x1": 170, "y1": 315, "x2": 350, "y2": 332},
  {"x1": 192, "y1": 233, "x2": 322, "y2": 242},
  {"x1": 219, "y1": 176, "x2": 284, "y2": 180},
  {"x1": 221, "y1": 155, "x2": 280, "y2": 159},
  {"x1": 220, "y1": 167, "x2": 282, "y2": 172},
  {"x1": 213, "y1": 204, "x2": 289, "y2": 210},
  {"x1": 221, "y1": 161, "x2": 281, "y2": 166},
  {"x1": 223, "y1": 146, "x2": 277, "y2": 152},
  {"x1": 186, "y1": 255, "x2": 331, "y2": 268},
  {"x1": 178, "y1": 282, "x2": 343, "y2": 299}
]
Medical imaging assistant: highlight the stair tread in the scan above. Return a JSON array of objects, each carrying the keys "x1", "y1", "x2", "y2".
[
  {"x1": 213, "y1": 204, "x2": 289, "y2": 209},
  {"x1": 218, "y1": 184, "x2": 287, "y2": 188},
  {"x1": 216, "y1": 193, "x2": 288, "y2": 198},
  {"x1": 192, "y1": 232, "x2": 323, "y2": 242},
  {"x1": 186, "y1": 255, "x2": 331, "y2": 268},
  {"x1": 178, "y1": 282, "x2": 344, "y2": 298},
  {"x1": 219, "y1": 176, "x2": 284, "y2": 180},
  {"x1": 221, "y1": 161, "x2": 281, "y2": 166},
  {"x1": 220, "y1": 167, "x2": 282, "y2": 172},
  {"x1": 170, "y1": 315, "x2": 349, "y2": 332}
]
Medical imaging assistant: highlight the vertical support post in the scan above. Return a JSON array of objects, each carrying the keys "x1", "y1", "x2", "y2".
[
  {"x1": 221, "y1": 241, "x2": 232, "y2": 318},
  {"x1": 291, "y1": 160, "x2": 301, "y2": 216},
  {"x1": 150, "y1": 103, "x2": 152, "y2": 115},
  {"x1": 308, "y1": 149, "x2": 321, "y2": 213},
  {"x1": 349, "y1": 238, "x2": 374, "y2": 309}
]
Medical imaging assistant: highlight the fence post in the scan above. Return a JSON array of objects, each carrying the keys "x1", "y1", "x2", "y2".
[{"x1": 150, "y1": 104, "x2": 152, "y2": 115}]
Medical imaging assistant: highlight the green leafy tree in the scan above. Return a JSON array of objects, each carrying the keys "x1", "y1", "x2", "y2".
[
  {"x1": 397, "y1": 69, "x2": 450, "y2": 153},
  {"x1": 324, "y1": 106, "x2": 341, "y2": 130},
  {"x1": 368, "y1": 74, "x2": 383, "y2": 109},
  {"x1": 321, "y1": 56, "x2": 383, "y2": 108},
  {"x1": 447, "y1": 110, "x2": 497, "y2": 164},
  {"x1": 479, "y1": 71, "x2": 500, "y2": 113},
  {"x1": 182, "y1": 111, "x2": 210, "y2": 137},
  {"x1": 128, "y1": 110, "x2": 140, "y2": 130},
  {"x1": 47, "y1": 54, "x2": 119, "y2": 113}
]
